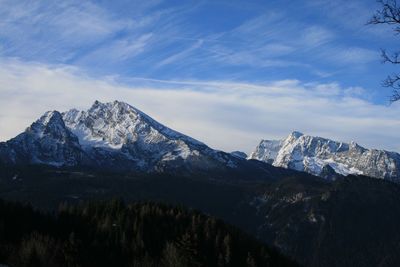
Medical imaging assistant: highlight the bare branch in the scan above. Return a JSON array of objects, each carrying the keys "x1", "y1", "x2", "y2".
[
  {"x1": 381, "y1": 49, "x2": 400, "y2": 64},
  {"x1": 382, "y1": 74, "x2": 400, "y2": 88},
  {"x1": 382, "y1": 74, "x2": 400, "y2": 102},
  {"x1": 369, "y1": 0, "x2": 400, "y2": 101},
  {"x1": 390, "y1": 90, "x2": 400, "y2": 102},
  {"x1": 368, "y1": 0, "x2": 400, "y2": 33}
]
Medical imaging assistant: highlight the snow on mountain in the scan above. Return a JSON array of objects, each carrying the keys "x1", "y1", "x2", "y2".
[
  {"x1": 0, "y1": 111, "x2": 83, "y2": 166},
  {"x1": 248, "y1": 139, "x2": 283, "y2": 164},
  {"x1": 249, "y1": 131, "x2": 400, "y2": 181},
  {"x1": 62, "y1": 100, "x2": 205, "y2": 150},
  {"x1": 3, "y1": 101, "x2": 399, "y2": 180},
  {"x1": 0, "y1": 100, "x2": 237, "y2": 172}
]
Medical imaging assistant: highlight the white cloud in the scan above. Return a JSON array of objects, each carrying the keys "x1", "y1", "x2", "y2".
[
  {"x1": 0, "y1": 0, "x2": 387, "y2": 81},
  {"x1": 155, "y1": 40, "x2": 204, "y2": 68},
  {"x1": 77, "y1": 33, "x2": 154, "y2": 64},
  {"x1": 1, "y1": 58, "x2": 400, "y2": 154},
  {"x1": 0, "y1": 0, "x2": 161, "y2": 63},
  {"x1": 329, "y1": 47, "x2": 378, "y2": 65},
  {"x1": 301, "y1": 26, "x2": 335, "y2": 47}
]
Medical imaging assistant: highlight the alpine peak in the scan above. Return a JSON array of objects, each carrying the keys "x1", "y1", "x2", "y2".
[
  {"x1": 250, "y1": 132, "x2": 400, "y2": 181},
  {"x1": 0, "y1": 101, "x2": 239, "y2": 172}
]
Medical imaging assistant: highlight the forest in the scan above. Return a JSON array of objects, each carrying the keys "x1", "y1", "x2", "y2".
[{"x1": 0, "y1": 198, "x2": 298, "y2": 267}]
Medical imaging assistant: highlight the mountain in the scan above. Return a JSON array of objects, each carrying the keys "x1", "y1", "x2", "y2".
[
  {"x1": 3, "y1": 101, "x2": 400, "y2": 266},
  {"x1": 249, "y1": 131, "x2": 400, "y2": 181},
  {"x1": 0, "y1": 100, "x2": 239, "y2": 173},
  {"x1": 4, "y1": 101, "x2": 398, "y2": 183},
  {"x1": 251, "y1": 175, "x2": 400, "y2": 267},
  {"x1": 230, "y1": 151, "x2": 248, "y2": 159},
  {"x1": 2, "y1": 165, "x2": 400, "y2": 267},
  {"x1": 0, "y1": 111, "x2": 83, "y2": 167}
]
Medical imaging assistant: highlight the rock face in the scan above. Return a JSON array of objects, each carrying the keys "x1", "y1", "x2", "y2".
[
  {"x1": 0, "y1": 111, "x2": 83, "y2": 167},
  {"x1": 0, "y1": 101, "x2": 237, "y2": 172},
  {"x1": 249, "y1": 131, "x2": 400, "y2": 181},
  {"x1": 230, "y1": 151, "x2": 248, "y2": 159}
]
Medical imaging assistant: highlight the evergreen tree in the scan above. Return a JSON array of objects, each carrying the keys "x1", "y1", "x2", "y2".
[{"x1": 0, "y1": 199, "x2": 298, "y2": 267}]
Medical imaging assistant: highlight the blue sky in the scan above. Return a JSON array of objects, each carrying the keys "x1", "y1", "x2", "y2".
[{"x1": 1, "y1": 0, "x2": 400, "y2": 153}]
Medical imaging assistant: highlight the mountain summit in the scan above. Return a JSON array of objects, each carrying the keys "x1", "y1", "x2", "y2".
[
  {"x1": 249, "y1": 131, "x2": 400, "y2": 181},
  {"x1": 3, "y1": 103, "x2": 400, "y2": 182},
  {"x1": 62, "y1": 100, "x2": 205, "y2": 149},
  {"x1": 0, "y1": 110, "x2": 82, "y2": 167},
  {"x1": 0, "y1": 101, "x2": 237, "y2": 172}
]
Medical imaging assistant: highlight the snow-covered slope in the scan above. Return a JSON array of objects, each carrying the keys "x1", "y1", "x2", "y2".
[
  {"x1": 249, "y1": 131, "x2": 400, "y2": 181},
  {"x1": 0, "y1": 111, "x2": 83, "y2": 166},
  {"x1": 62, "y1": 100, "x2": 205, "y2": 150},
  {"x1": 0, "y1": 100, "x2": 237, "y2": 172}
]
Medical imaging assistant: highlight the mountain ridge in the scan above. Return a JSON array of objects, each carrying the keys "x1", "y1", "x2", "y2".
[
  {"x1": 0, "y1": 100, "x2": 241, "y2": 173},
  {"x1": 249, "y1": 131, "x2": 400, "y2": 181},
  {"x1": 2, "y1": 101, "x2": 400, "y2": 182}
]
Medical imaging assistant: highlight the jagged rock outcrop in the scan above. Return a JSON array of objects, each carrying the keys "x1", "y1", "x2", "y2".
[
  {"x1": 0, "y1": 101, "x2": 238, "y2": 172},
  {"x1": 0, "y1": 111, "x2": 83, "y2": 166},
  {"x1": 250, "y1": 131, "x2": 400, "y2": 181}
]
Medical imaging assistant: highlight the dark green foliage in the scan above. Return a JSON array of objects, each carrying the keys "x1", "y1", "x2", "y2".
[
  {"x1": 4, "y1": 165, "x2": 400, "y2": 266},
  {"x1": 255, "y1": 175, "x2": 400, "y2": 267},
  {"x1": 0, "y1": 199, "x2": 298, "y2": 267}
]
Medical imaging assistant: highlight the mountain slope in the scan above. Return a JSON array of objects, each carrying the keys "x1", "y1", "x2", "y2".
[
  {"x1": 0, "y1": 111, "x2": 84, "y2": 167},
  {"x1": 1, "y1": 165, "x2": 400, "y2": 267},
  {"x1": 0, "y1": 199, "x2": 298, "y2": 267},
  {"x1": 252, "y1": 175, "x2": 400, "y2": 267},
  {"x1": 0, "y1": 101, "x2": 239, "y2": 173},
  {"x1": 249, "y1": 131, "x2": 400, "y2": 181}
]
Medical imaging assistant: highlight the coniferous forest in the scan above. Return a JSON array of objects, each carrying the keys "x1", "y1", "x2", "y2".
[{"x1": 0, "y1": 198, "x2": 298, "y2": 267}]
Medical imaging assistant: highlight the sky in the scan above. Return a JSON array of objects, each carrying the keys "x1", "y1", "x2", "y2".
[{"x1": 1, "y1": 0, "x2": 400, "y2": 153}]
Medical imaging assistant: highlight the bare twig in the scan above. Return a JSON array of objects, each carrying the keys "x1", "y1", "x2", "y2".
[{"x1": 369, "y1": 0, "x2": 400, "y2": 102}]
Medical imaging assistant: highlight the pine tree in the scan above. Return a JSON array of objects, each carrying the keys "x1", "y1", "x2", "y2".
[
  {"x1": 161, "y1": 242, "x2": 188, "y2": 267},
  {"x1": 246, "y1": 252, "x2": 257, "y2": 267},
  {"x1": 223, "y1": 234, "x2": 232, "y2": 265}
]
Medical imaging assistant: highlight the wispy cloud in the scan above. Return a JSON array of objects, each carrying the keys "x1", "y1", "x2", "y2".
[
  {"x1": 0, "y1": 0, "x2": 399, "y2": 145},
  {"x1": 0, "y1": 0, "x2": 395, "y2": 87},
  {"x1": 0, "y1": 1, "x2": 131, "y2": 59},
  {"x1": 197, "y1": 11, "x2": 374, "y2": 72},
  {"x1": 333, "y1": 47, "x2": 378, "y2": 65},
  {"x1": 1, "y1": 59, "x2": 400, "y2": 154},
  {"x1": 77, "y1": 33, "x2": 154, "y2": 65},
  {"x1": 155, "y1": 40, "x2": 204, "y2": 68},
  {"x1": 300, "y1": 26, "x2": 335, "y2": 47}
]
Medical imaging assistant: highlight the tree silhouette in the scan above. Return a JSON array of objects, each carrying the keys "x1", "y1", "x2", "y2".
[
  {"x1": 369, "y1": 0, "x2": 400, "y2": 101},
  {"x1": 0, "y1": 199, "x2": 298, "y2": 267}
]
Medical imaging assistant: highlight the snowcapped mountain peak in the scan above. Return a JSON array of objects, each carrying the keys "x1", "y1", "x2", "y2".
[
  {"x1": 29, "y1": 111, "x2": 73, "y2": 141},
  {"x1": 248, "y1": 139, "x2": 282, "y2": 164},
  {"x1": 63, "y1": 100, "x2": 145, "y2": 148},
  {"x1": 1, "y1": 100, "x2": 239, "y2": 172},
  {"x1": 88, "y1": 100, "x2": 134, "y2": 115},
  {"x1": 62, "y1": 100, "x2": 205, "y2": 149},
  {"x1": 288, "y1": 131, "x2": 304, "y2": 139},
  {"x1": 250, "y1": 132, "x2": 400, "y2": 181},
  {"x1": 349, "y1": 141, "x2": 364, "y2": 151},
  {"x1": 0, "y1": 110, "x2": 82, "y2": 167},
  {"x1": 38, "y1": 110, "x2": 63, "y2": 125}
]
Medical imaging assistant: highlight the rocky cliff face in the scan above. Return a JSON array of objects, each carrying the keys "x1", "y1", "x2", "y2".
[
  {"x1": 250, "y1": 131, "x2": 400, "y2": 181},
  {"x1": 0, "y1": 101, "x2": 237, "y2": 172},
  {"x1": 0, "y1": 111, "x2": 83, "y2": 167}
]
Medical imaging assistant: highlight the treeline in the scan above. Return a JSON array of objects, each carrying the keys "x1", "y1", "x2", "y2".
[{"x1": 0, "y1": 199, "x2": 297, "y2": 267}]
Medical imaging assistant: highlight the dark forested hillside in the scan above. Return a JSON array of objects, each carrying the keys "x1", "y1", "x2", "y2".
[
  {"x1": 0, "y1": 199, "x2": 298, "y2": 267},
  {"x1": 2, "y1": 165, "x2": 400, "y2": 266},
  {"x1": 252, "y1": 175, "x2": 400, "y2": 267}
]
